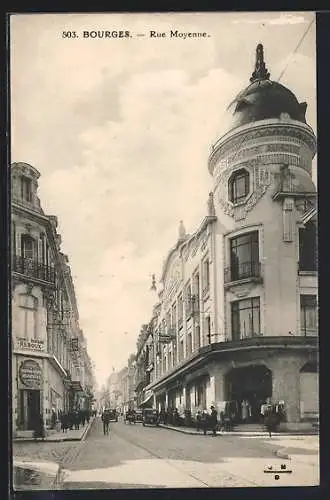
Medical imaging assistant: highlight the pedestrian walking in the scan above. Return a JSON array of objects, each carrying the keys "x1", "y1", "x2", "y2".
[
  {"x1": 210, "y1": 406, "x2": 218, "y2": 436},
  {"x1": 264, "y1": 404, "x2": 277, "y2": 438},
  {"x1": 74, "y1": 410, "x2": 80, "y2": 430},
  {"x1": 102, "y1": 409, "x2": 110, "y2": 435}
]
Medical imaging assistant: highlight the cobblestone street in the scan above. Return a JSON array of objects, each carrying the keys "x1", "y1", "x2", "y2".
[
  {"x1": 13, "y1": 438, "x2": 85, "y2": 469},
  {"x1": 59, "y1": 416, "x2": 319, "y2": 489}
]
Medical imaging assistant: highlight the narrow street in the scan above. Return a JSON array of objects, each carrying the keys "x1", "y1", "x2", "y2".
[{"x1": 58, "y1": 416, "x2": 319, "y2": 489}]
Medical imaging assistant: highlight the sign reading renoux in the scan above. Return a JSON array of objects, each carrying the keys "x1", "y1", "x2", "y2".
[
  {"x1": 15, "y1": 337, "x2": 46, "y2": 352},
  {"x1": 19, "y1": 359, "x2": 43, "y2": 389}
]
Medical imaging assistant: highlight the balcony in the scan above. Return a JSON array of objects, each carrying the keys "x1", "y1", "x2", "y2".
[
  {"x1": 231, "y1": 331, "x2": 263, "y2": 342},
  {"x1": 224, "y1": 261, "x2": 262, "y2": 286},
  {"x1": 13, "y1": 255, "x2": 56, "y2": 284}
]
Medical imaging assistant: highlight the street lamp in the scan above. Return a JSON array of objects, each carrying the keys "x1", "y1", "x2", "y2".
[{"x1": 150, "y1": 274, "x2": 157, "y2": 291}]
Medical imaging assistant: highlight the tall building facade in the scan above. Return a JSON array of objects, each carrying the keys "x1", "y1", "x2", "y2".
[
  {"x1": 141, "y1": 45, "x2": 318, "y2": 427},
  {"x1": 11, "y1": 162, "x2": 95, "y2": 437}
]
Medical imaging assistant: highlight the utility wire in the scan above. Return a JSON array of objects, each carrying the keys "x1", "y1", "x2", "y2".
[{"x1": 277, "y1": 17, "x2": 315, "y2": 83}]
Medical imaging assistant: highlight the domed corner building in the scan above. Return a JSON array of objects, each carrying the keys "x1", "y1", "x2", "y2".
[{"x1": 144, "y1": 44, "x2": 318, "y2": 431}]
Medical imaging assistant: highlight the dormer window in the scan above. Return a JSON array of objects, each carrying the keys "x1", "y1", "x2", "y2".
[
  {"x1": 21, "y1": 176, "x2": 32, "y2": 202},
  {"x1": 229, "y1": 169, "x2": 250, "y2": 203}
]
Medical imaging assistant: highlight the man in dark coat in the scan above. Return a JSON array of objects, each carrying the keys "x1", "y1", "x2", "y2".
[
  {"x1": 102, "y1": 410, "x2": 110, "y2": 435},
  {"x1": 210, "y1": 406, "x2": 218, "y2": 436}
]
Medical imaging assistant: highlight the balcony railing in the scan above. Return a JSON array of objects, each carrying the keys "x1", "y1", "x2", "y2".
[
  {"x1": 231, "y1": 331, "x2": 263, "y2": 341},
  {"x1": 13, "y1": 255, "x2": 56, "y2": 284},
  {"x1": 224, "y1": 261, "x2": 261, "y2": 284}
]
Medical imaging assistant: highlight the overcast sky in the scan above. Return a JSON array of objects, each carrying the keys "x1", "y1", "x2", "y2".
[{"x1": 10, "y1": 12, "x2": 316, "y2": 388}]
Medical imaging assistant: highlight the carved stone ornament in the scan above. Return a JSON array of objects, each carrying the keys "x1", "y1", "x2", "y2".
[
  {"x1": 43, "y1": 290, "x2": 56, "y2": 310},
  {"x1": 216, "y1": 160, "x2": 271, "y2": 221},
  {"x1": 209, "y1": 125, "x2": 316, "y2": 176},
  {"x1": 232, "y1": 286, "x2": 252, "y2": 299}
]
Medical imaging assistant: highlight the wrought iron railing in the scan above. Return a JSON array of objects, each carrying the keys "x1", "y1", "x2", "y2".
[
  {"x1": 13, "y1": 255, "x2": 56, "y2": 283},
  {"x1": 231, "y1": 331, "x2": 263, "y2": 341},
  {"x1": 224, "y1": 260, "x2": 261, "y2": 284}
]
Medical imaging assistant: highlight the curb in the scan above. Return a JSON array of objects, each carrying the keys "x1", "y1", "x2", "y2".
[
  {"x1": 13, "y1": 417, "x2": 96, "y2": 444},
  {"x1": 81, "y1": 416, "x2": 95, "y2": 441},
  {"x1": 158, "y1": 425, "x2": 317, "y2": 438}
]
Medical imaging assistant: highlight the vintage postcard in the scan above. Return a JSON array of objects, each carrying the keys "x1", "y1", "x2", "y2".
[{"x1": 10, "y1": 11, "x2": 318, "y2": 490}]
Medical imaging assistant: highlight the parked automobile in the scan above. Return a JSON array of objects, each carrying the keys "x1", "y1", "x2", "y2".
[
  {"x1": 142, "y1": 408, "x2": 160, "y2": 427},
  {"x1": 134, "y1": 409, "x2": 144, "y2": 423},
  {"x1": 124, "y1": 410, "x2": 136, "y2": 424},
  {"x1": 108, "y1": 409, "x2": 118, "y2": 422}
]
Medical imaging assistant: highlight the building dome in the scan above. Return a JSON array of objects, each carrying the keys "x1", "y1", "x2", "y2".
[{"x1": 227, "y1": 44, "x2": 307, "y2": 129}]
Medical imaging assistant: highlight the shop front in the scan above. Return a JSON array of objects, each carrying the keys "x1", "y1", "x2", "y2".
[{"x1": 16, "y1": 357, "x2": 43, "y2": 432}]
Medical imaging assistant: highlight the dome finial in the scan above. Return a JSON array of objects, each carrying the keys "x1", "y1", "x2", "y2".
[{"x1": 250, "y1": 43, "x2": 270, "y2": 83}]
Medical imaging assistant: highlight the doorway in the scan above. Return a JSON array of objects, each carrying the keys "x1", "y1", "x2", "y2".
[
  {"x1": 225, "y1": 364, "x2": 272, "y2": 422},
  {"x1": 19, "y1": 389, "x2": 41, "y2": 430}
]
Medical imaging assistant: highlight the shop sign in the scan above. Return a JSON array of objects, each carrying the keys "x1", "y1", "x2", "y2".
[
  {"x1": 15, "y1": 337, "x2": 46, "y2": 352},
  {"x1": 71, "y1": 338, "x2": 79, "y2": 351},
  {"x1": 19, "y1": 359, "x2": 43, "y2": 389}
]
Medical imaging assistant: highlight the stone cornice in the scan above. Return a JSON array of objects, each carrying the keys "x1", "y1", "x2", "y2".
[
  {"x1": 208, "y1": 120, "x2": 316, "y2": 176},
  {"x1": 147, "y1": 335, "x2": 318, "y2": 391}
]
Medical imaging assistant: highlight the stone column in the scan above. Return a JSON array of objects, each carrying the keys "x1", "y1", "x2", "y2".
[
  {"x1": 268, "y1": 355, "x2": 301, "y2": 423},
  {"x1": 181, "y1": 385, "x2": 187, "y2": 410},
  {"x1": 208, "y1": 363, "x2": 226, "y2": 405},
  {"x1": 165, "y1": 391, "x2": 168, "y2": 410}
]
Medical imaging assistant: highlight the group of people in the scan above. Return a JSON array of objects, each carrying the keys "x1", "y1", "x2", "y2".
[{"x1": 59, "y1": 408, "x2": 91, "y2": 432}]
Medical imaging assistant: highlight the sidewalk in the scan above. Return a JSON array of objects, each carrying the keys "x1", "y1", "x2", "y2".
[
  {"x1": 13, "y1": 416, "x2": 95, "y2": 443},
  {"x1": 13, "y1": 459, "x2": 62, "y2": 490},
  {"x1": 158, "y1": 423, "x2": 318, "y2": 437},
  {"x1": 13, "y1": 418, "x2": 95, "y2": 490}
]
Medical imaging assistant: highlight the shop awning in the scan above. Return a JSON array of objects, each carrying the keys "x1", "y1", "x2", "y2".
[{"x1": 140, "y1": 390, "x2": 153, "y2": 407}]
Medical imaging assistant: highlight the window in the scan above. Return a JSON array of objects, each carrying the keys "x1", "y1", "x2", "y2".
[
  {"x1": 186, "y1": 332, "x2": 192, "y2": 355},
  {"x1": 18, "y1": 294, "x2": 38, "y2": 338},
  {"x1": 179, "y1": 339, "x2": 184, "y2": 361},
  {"x1": 229, "y1": 231, "x2": 259, "y2": 282},
  {"x1": 196, "y1": 383, "x2": 205, "y2": 407},
  {"x1": 300, "y1": 295, "x2": 317, "y2": 335},
  {"x1": 229, "y1": 169, "x2": 250, "y2": 203},
  {"x1": 178, "y1": 294, "x2": 183, "y2": 327},
  {"x1": 172, "y1": 341, "x2": 177, "y2": 366},
  {"x1": 205, "y1": 316, "x2": 211, "y2": 344},
  {"x1": 166, "y1": 310, "x2": 171, "y2": 335},
  {"x1": 168, "y1": 349, "x2": 172, "y2": 369},
  {"x1": 299, "y1": 221, "x2": 317, "y2": 272},
  {"x1": 194, "y1": 324, "x2": 201, "y2": 350},
  {"x1": 185, "y1": 282, "x2": 192, "y2": 317},
  {"x1": 231, "y1": 297, "x2": 261, "y2": 340},
  {"x1": 202, "y1": 258, "x2": 210, "y2": 294},
  {"x1": 21, "y1": 176, "x2": 32, "y2": 202},
  {"x1": 21, "y1": 234, "x2": 37, "y2": 260}
]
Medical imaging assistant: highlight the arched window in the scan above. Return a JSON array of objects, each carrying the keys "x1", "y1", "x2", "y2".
[
  {"x1": 229, "y1": 169, "x2": 250, "y2": 203},
  {"x1": 18, "y1": 294, "x2": 38, "y2": 338}
]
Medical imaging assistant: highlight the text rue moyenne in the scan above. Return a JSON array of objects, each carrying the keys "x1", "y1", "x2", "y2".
[{"x1": 150, "y1": 30, "x2": 209, "y2": 39}]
